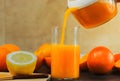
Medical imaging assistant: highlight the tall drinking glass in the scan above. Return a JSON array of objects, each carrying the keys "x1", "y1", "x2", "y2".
[{"x1": 51, "y1": 26, "x2": 80, "y2": 80}]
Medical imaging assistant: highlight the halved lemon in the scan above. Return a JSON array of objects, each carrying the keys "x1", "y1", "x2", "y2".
[{"x1": 6, "y1": 51, "x2": 37, "y2": 75}]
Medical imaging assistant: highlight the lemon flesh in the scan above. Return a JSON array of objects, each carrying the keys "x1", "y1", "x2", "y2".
[{"x1": 6, "y1": 51, "x2": 37, "y2": 75}]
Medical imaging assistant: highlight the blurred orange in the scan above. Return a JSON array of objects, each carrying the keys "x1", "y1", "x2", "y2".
[
  {"x1": 80, "y1": 53, "x2": 89, "y2": 71},
  {"x1": 2, "y1": 44, "x2": 20, "y2": 52},
  {"x1": 34, "y1": 43, "x2": 51, "y2": 57},
  {"x1": 114, "y1": 60, "x2": 120, "y2": 71},
  {"x1": 87, "y1": 46, "x2": 114, "y2": 74},
  {"x1": 0, "y1": 47, "x2": 10, "y2": 71},
  {"x1": 114, "y1": 54, "x2": 120, "y2": 62},
  {"x1": 34, "y1": 43, "x2": 51, "y2": 71},
  {"x1": 45, "y1": 57, "x2": 51, "y2": 67}
]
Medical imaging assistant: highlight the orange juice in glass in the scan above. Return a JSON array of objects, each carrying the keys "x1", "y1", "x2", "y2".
[{"x1": 51, "y1": 27, "x2": 80, "y2": 80}]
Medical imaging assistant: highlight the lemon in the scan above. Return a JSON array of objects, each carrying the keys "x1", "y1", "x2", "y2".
[{"x1": 6, "y1": 51, "x2": 37, "y2": 75}]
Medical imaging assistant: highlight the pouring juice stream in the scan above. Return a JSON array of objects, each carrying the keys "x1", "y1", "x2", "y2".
[{"x1": 60, "y1": 8, "x2": 77, "y2": 44}]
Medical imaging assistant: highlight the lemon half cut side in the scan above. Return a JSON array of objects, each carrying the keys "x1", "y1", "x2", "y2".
[{"x1": 6, "y1": 51, "x2": 37, "y2": 75}]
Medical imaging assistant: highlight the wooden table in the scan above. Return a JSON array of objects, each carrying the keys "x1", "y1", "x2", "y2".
[
  {"x1": 2, "y1": 78, "x2": 47, "y2": 81},
  {"x1": 1, "y1": 71, "x2": 120, "y2": 81},
  {"x1": 1, "y1": 65, "x2": 120, "y2": 81},
  {"x1": 3, "y1": 78, "x2": 47, "y2": 81},
  {"x1": 47, "y1": 69, "x2": 120, "y2": 81}
]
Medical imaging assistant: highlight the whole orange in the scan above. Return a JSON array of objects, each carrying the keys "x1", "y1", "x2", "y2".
[
  {"x1": 0, "y1": 47, "x2": 10, "y2": 71},
  {"x1": 34, "y1": 43, "x2": 51, "y2": 57},
  {"x1": 2, "y1": 44, "x2": 20, "y2": 52},
  {"x1": 87, "y1": 46, "x2": 114, "y2": 74},
  {"x1": 34, "y1": 43, "x2": 51, "y2": 71}
]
